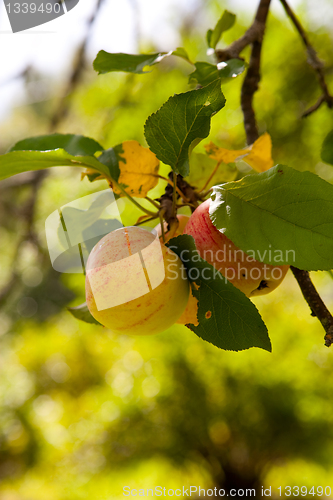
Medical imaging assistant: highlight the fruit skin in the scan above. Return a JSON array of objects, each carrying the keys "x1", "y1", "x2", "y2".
[
  {"x1": 155, "y1": 214, "x2": 199, "y2": 326},
  {"x1": 176, "y1": 285, "x2": 199, "y2": 326},
  {"x1": 184, "y1": 199, "x2": 289, "y2": 297},
  {"x1": 154, "y1": 214, "x2": 190, "y2": 242},
  {"x1": 86, "y1": 226, "x2": 189, "y2": 335}
]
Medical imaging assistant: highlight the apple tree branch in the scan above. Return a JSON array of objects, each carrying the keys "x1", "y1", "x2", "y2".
[
  {"x1": 279, "y1": 0, "x2": 333, "y2": 117},
  {"x1": 216, "y1": 0, "x2": 333, "y2": 346}
]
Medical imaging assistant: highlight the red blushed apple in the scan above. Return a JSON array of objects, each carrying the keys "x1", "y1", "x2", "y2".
[
  {"x1": 86, "y1": 226, "x2": 189, "y2": 335},
  {"x1": 184, "y1": 199, "x2": 289, "y2": 298}
]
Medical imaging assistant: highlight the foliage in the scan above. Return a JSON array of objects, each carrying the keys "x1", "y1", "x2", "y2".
[{"x1": 0, "y1": 0, "x2": 333, "y2": 496}]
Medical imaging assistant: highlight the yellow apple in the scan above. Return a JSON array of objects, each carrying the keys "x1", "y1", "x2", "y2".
[
  {"x1": 85, "y1": 226, "x2": 189, "y2": 335},
  {"x1": 184, "y1": 199, "x2": 289, "y2": 297}
]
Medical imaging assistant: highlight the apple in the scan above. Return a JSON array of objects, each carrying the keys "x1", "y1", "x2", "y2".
[
  {"x1": 154, "y1": 214, "x2": 199, "y2": 325},
  {"x1": 85, "y1": 226, "x2": 189, "y2": 335},
  {"x1": 154, "y1": 214, "x2": 190, "y2": 242},
  {"x1": 184, "y1": 199, "x2": 289, "y2": 297}
]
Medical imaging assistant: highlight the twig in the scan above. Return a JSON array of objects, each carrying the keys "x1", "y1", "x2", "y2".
[
  {"x1": 199, "y1": 162, "x2": 221, "y2": 193},
  {"x1": 134, "y1": 215, "x2": 158, "y2": 226},
  {"x1": 302, "y1": 94, "x2": 326, "y2": 117},
  {"x1": 291, "y1": 267, "x2": 333, "y2": 347},
  {"x1": 279, "y1": 0, "x2": 333, "y2": 117},
  {"x1": 145, "y1": 196, "x2": 160, "y2": 209},
  {"x1": 216, "y1": 19, "x2": 266, "y2": 62}
]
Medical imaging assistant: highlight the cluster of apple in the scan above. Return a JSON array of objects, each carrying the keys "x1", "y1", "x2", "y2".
[{"x1": 86, "y1": 199, "x2": 289, "y2": 335}]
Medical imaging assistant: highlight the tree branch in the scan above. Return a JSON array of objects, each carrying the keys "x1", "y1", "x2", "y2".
[
  {"x1": 279, "y1": 0, "x2": 333, "y2": 117},
  {"x1": 240, "y1": 0, "x2": 271, "y2": 144},
  {"x1": 215, "y1": 20, "x2": 265, "y2": 62},
  {"x1": 234, "y1": 0, "x2": 333, "y2": 347},
  {"x1": 291, "y1": 267, "x2": 333, "y2": 347}
]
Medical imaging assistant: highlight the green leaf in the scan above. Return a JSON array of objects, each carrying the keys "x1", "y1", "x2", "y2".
[
  {"x1": 68, "y1": 302, "x2": 102, "y2": 326},
  {"x1": 144, "y1": 80, "x2": 226, "y2": 177},
  {"x1": 189, "y1": 60, "x2": 247, "y2": 87},
  {"x1": 207, "y1": 10, "x2": 236, "y2": 49},
  {"x1": 0, "y1": 149, "x2": 109, "y2": 182},
  {"x1": 210, "y1": 164, "x2": 333, "y2": 271},
  {"x1": 93, "y1": 48, "x2": 191, "y2": 75},
  {"x1": 97, "y1": 145, "x2": 124, "y2": 181},
  {"x1": 9, "y1": 134, "x2": 103, "y2": 157},
  {"x1": 167, "y1": 235, "x2": 271, "y2": 352},
  {"x1": 206, "y1": 29, "x2": 213, "y2": 48},
  {"x1": 321, "y1": 130, "x2": 333, "y2": 165},
  {"x1": 171, "y1": 47, "x2": 192, "y2": 63}
]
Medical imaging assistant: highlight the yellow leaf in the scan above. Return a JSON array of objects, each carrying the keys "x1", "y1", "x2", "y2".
[
  {"x1": 243, "y1": 132, "x2": 273, "y2": 172},
  {"x1": 205, "y1": 132, "x2": 273, "y2": 173},
  {"x1": 114, "y1": 141, "x2": 160, "y2": 198},
  {"x1": 205, "y1": 141, "x2": 250, "y2": 164},
  {"x1": 81, "y1": 168, "x2": 104, "y2": 182}
]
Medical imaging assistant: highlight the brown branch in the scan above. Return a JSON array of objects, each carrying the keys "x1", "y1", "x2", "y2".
[
  {"x1": 291, "y1": 267, "x2": 333, "y2": 347},
  {"x1": 235, "y1": 0, "x2": 333, "y2": 347},
  {"x1": 240, "y1": 0, "x2": 271, "y2": 144},
  {"x1": 302, "y1": 94, "x2": 326, "y2": 118},
  {"x1": 279, "y1": 0, "x2": 333, "y2": 117},
  {"x1": 157, "y1": 173, "x2": 200, "y2": 230},
  {"x1": 216, "y1": 0, "x2": 271, "y2": 66},
  {"x1": 216, "y1": 20, "x2": 265, "y2": 62}
]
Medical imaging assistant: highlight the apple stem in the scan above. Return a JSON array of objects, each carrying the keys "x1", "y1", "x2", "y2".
[
  {"x1": 145, "y1": 196, "x2": 160, "y2": 209},
  {"x1": 134, "y1": 215, "x2": 159, "y2": 226},
  {"x1": 199, "y1": 161, "x2": 221, "y2": 194},
  {"x1": 172, "y1": 172, "x2": 177, "y2": 219},
  {"x1": 108, "y1": 180, "x2": 157, "y2": 217},
  {"x1": 159, "y1": 209, "x2": 166, "y2": 243}
]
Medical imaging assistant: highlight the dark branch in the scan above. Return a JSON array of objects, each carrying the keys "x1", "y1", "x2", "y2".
[
  {"x1": 240, "y1": 0, "x2": 271, "y2": 144},
  {"x1": 235, "y1": 0, "x2": 333, "y2": 347},
  {"x1": 302, "y1": 94, "x2": 326, "y2": 117},
  {"x1": 279, "y1": 0, "x2": 333, "y2": 117},
  {"x1": 216, "y1": 20, "x2": 265, "y2": 62},
  {"x1": 157, "y1": 173, "x2": 199, "y2": 231},
  {"x1": 291, "y1": 267, "x2": 333, "y2": 347}
]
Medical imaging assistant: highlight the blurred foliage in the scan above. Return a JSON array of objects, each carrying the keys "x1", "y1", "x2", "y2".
[{"x1": 0, "y1": 0, "x2": 333, "y2": 497}]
